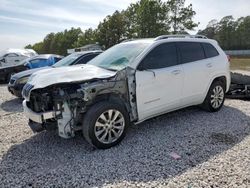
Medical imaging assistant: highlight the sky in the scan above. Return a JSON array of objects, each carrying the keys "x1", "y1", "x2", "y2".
[{"x1": 0, "y1": 0, "x2": 249, "y2": 51}]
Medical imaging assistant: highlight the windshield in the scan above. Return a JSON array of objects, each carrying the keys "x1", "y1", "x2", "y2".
[
  {"x1": 88, "y1": 42, "x2": 151, "y2": 71},
  {"x1": 53, "y1": 53, "x2": 82, "y2": 67}
]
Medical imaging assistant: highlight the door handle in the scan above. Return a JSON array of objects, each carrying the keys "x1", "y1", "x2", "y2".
[
  {"x1": 171, "y1": 70, "x2": 181, "y2": 75},
  {"x1": 206, "y1": 63, "x2": 213, "y2": 68}
]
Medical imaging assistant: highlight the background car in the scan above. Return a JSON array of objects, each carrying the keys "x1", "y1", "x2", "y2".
[
  {"x1": 24, "y1": 54, "x2": 63, "y2": 69},
  {"x1": 0, "y1": 54, "x2": 63, "y2": 83},
  {"x1": 0, "y1": 48, "x2": 37, "y2": 67},
  {"x1": 8, "y1": 51, "x2": 102, "y2": 97}
]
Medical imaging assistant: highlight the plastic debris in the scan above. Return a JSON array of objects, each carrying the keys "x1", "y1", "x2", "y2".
[{"x1": 169, "y1": 152, "x2": 181, "y2": 160}]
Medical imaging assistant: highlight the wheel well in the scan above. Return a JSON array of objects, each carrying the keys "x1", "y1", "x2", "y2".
[
  {"x1": 212, "y1": 76, "x2": 227, "y2": 89},
  {"x1": 88, "y1": 93, "x2": 130, "y2": 114}
]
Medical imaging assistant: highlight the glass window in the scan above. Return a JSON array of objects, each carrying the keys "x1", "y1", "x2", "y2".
[
  {"x1": 178, "y1": 42, "x2": 205, "y2": 64},
  {"x1": 88, "y1": 42, "x2": 151, "y2": 71},
  {"x1": 75, "y1": 54, "x2": 99, "y2": 65},
  {"x1": 139, "y1": 43, "x2": 178, "y2": 70},
  {"x1": 54, "y1": 57, "x2": 62, "y2": 63},
  {"x1": 202, "y1": 43, "x2": 219, "y2": 58},
  {"x1": 52, "y1": 53, "x2": 83, "y2": 67}
]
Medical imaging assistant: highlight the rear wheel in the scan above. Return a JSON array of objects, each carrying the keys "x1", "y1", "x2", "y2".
[
  {"x1": 202, "y1": 80, "x2": 225, "y2": 112},
  {"x1": 82, "y1": 101, "x2": 129, "y2": 149}
]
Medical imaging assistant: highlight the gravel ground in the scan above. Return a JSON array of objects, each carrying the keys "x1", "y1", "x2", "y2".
[{"x1": 0, "y1": 84, "x2": 249, "y2": 188}]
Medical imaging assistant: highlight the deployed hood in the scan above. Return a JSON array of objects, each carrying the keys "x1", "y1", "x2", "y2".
[
  {"x1": 28, "y1": 64, "x2": 117, "y2": 89},
  {"x1": 12, "y1": 67, "x2": 50, "y2": 79}
]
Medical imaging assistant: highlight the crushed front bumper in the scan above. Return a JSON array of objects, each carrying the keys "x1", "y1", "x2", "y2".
[{"x1": 22, "y1": 100, "x2": 57, "y2": 124}]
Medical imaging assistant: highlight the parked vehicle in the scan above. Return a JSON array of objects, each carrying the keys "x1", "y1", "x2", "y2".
[
  {"x1": 0, "y1": 49, "x2": 37, "y2": 67},
  {"x1": 22, "y1": 35, "x2": 230, "y2": 149},
  {"x1": 24, "y1": 54, "x2": 63, "y2": 69},
  {"x1": 0, "y1": 54, "x2": 63, "y2": 83},
  {"x1": 0, "y1": 60, "x2": 28, "y2": 83},
  {"x1": 8, "y1": 51, "x2": 101, "y2": 97}
]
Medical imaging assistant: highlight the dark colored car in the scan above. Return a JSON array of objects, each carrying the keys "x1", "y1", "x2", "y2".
[
  {"x1": 8, "y1": 51, "x2": 102, "y2": 97},
  {"x1": 0, "y1": 54, "x2": 63, "y2": 83}
]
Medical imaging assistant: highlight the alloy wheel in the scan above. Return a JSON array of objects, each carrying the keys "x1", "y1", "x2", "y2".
[
  {"x1": 94, "y1": 109, "x2": 125, "y2": 144},
  {"x1": 211, "y1": 85, "x2": 224, "y2": 109}
]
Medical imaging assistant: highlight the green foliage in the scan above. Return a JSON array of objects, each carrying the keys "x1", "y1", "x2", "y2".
[
  {"x1": 126, "y1": 0, "x2": 170, "y2": 38},
  {"x1": 97, "y1": 10, "x2": 128, "y2": 48},
  {"x1": 26, "y1": 0, "x2": 199, "y2": 54},
  {"x1": 167, "y1": 0, "x2": 198, "y2": 33},
  {"x1": 198, "y1": 16, "x2": 250, "y2": 50}
]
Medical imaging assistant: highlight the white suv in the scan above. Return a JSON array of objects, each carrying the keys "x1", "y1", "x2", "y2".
[{"x1": 22, "y1": 35, "x2": 230, "y2": 149}]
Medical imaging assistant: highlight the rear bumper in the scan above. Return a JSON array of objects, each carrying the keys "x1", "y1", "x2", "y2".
[{"x1": 22, "y1": 100, "x2": 57, "y2": 124}]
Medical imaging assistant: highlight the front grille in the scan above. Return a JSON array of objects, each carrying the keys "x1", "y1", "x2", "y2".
[
  {"x1": 9, "y1": 78, "x2": 16, "y2": 85},
  {"x1": 22, "y1": 83, "x2": 34, "y2": 98}
]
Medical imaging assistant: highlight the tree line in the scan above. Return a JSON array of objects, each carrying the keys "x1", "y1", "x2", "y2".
[
  {"x1": 25, "y1": 0, "x2": 198, "y2": 55},
  {"x1": 25, "y1": 0, "x2": 250, "y2": 55},
  {"x1": 198, "y1": 16, "x2": 250, "y2": 50}
]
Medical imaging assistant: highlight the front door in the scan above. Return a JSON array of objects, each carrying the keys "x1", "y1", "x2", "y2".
[{"x1": 136, "y1": 42, "x2": 183, "y2": 121}]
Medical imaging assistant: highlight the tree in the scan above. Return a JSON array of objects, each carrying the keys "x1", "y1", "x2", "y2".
[
  {"x1": 74, "y1": 28, "x2": 97, "y2": 48},
  {"x1": 96, "y1": 11, "x2": 127, "y2": 48},
  {"x1": 167, "y1": 0, "x2": 198, "y2": 33},
  {"x1": 24, "y1": 44, "x2": 32, "y2": 49},
  {"x1": 125, "y1": 0, "x2": 170, "y2": 38},
  {"x1": 197, "y1": 19, "x2": 218, "y2": 39}
]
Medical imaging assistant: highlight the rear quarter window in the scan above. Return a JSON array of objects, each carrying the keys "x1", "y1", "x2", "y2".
[
  {"x1": 54, "y1": 57, "x2": 62, "y2": 63},
  {"x1": 178, "y1": 42, "x2": 205, "y2": 64},
  {"x1": 202, "y1": 43, "x2": 219, "y2": 58}
]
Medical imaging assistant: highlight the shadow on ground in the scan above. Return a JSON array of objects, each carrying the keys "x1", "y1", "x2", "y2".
[
  {"x1": 1, "y1": 97, "x2": 23, "y2": 113},
  {"x1": 0, "y1": 106, "x2": 249, "y2": 187}
]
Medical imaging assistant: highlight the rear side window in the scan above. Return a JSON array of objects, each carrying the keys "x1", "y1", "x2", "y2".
[
  {"x1": 139, "y1": 43, "x2": 178, "y2": 69},
  {"x1": 54, "y1": 57, "x2": 62, "y2": 63},
  {"x1": 178, "y1": 42, "x2": 205, "y2": 64},
  {"x1": 75, "y1": 54, "x2": 99, "y2": 65},
  {"x1": 202, "y1": 43, "x2": 219, "y2": 58}
]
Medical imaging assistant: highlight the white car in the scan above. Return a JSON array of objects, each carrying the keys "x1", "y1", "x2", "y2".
[
  {"x1": 22, "y1": 35, "x2": 230, "y2": 149},
  {"x1": 0, "y1": 48, "x2": 37, "y2": 67}
]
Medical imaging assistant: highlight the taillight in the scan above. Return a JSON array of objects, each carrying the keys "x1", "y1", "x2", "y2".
[{"x1": 227, "y1": 55, "x2": 231, "y2": 63}]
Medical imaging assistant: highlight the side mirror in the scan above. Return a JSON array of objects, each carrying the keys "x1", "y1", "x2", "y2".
[{"x1": 137, "y1": 61, "x2": 146, "y2": 71}]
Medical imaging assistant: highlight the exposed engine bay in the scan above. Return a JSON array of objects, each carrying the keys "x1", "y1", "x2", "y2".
[{"x1": 23, "y1": 67, "x2": 138, "y2": 138}]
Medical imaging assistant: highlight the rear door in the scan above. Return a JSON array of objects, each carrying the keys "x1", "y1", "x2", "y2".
[
  {"x1": 136, "y1": 42, "x2": 184, "y2": 120},
  {"x1": 177, "y1": 42, "x2": 210, "y2": 106}
]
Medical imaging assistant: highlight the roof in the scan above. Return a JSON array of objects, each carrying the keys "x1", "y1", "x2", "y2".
[
  {"x1": 122, "y1": 35, "x2": 214, "y2": 44},
  {"x1": 0, "y1": 48, "x2": 38, "y2": 57},
  {"x1": 73, "y1": 50, "x2": 103, "y2": 55}
]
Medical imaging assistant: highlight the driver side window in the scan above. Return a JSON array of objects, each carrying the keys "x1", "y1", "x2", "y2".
[{"x1": 139, "y1": 43, "x2": 178, "y2": 70}]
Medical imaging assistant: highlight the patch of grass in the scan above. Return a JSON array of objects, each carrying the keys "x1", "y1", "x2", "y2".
[{"x1": 230, "y1": 58, "x2": 250, "y2": 71}]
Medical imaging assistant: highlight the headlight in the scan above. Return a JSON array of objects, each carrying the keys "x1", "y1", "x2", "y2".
[{"x1": 16, "y1": 76, "x2": 29, "y2": 84}]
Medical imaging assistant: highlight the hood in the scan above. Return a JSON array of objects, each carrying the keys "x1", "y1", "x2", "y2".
[
  {"x1": 28, "y1": 64, "x2": 116, "y2": 89},
  {"x1": 12, "y1": 67, "x2": 50, "y2": 79}
]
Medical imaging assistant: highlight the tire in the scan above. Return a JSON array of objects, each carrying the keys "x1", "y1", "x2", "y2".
[
  {"x1": 231, "y1": 72, "x2": 250, "y2": 85},
  {"x1": 82, "y1": 101, "x2": 129, "y2": 149},
  {"x1": 202, "y1": 80, "x2": 226, "y2": 112}
]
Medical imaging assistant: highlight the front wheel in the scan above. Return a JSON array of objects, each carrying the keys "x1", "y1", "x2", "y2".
[
  {"x1": 202, "y1": 80, "x2": 225, "y2": 112},
  {"x1": 82, "y1": 101, "x2": 129, "y2": 149}
]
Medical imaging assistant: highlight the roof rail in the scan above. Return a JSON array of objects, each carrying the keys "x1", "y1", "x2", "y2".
[
  {"x1": 155, "y1": 35, "x2": 208, "y2": 41},
  {"x1": 121, "y1": 39, "x2": 137, "y2": 43}
]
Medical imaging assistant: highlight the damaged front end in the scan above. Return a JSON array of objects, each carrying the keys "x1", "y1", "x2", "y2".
[{"x1": 22, "y1": 67, "x2": 138, "y2": 139}]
